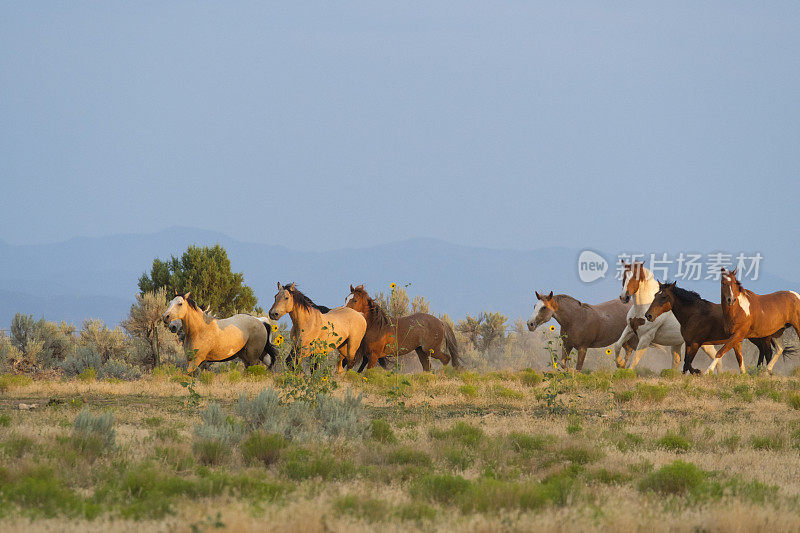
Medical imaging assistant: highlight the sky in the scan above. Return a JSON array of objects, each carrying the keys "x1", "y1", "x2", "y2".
[{"x1": 1, "y1": 2, "x2": 799, "y2": 271}]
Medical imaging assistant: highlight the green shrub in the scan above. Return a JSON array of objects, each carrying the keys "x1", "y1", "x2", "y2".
[
  {"x1": 639, "y1": 460, "x2": 707, "y2": 495},
  {"x1": 198, "y1": 370, "x2": 215, "y2": 385},
  {"x1": 520, "y1": 369, "x2": 543, "y2": 386},
  {"x1": 566, "y1": 415, "x2": 582, "y2": 435},
  {"x1": 732, "y1": 383, "x2": 753, "y2": 402},
  {"x1": 244, "y1": 364, "x2": 268, "y2": 379},
  {"x1": 459, "y1": 384, "x2": 478, "y2": 397},
  {"x1": 508, "y1": 432, "x2": 550, "y2": 455},
  {"x1": 236, "y1": 388, "x2": 284, "y2": 432},
  {"x1": 314, "y1": 389, "x2": 368, "y2": 440},
  {"x1": 227, "y1": 369, "x2": 243, "y2": 383},
  {"x1": 192, "y1": 439, "x2": 227, "y2": 465},
  {"x1": 635, "y1": 383, "x2": 669, "y2": 402},
  {"x1": 751, "y1": 434, "x2": 783, "y2": 450},
  {"x1": 657, "y1": 433, "x2": 692, "y2": 452},
  {"x1": 491, "y1": 384, "x2": 523, "y2": 400},
  {"x1": 615, "y1": 432, "x2": 644, "y2": 452},
  {"x1": 3, "y1": 434, "x2": 34, "y2": 459},
  {"x1": 77, "y1": 367, "x2": 97, "y2": 382},
  {"x1": 429, "y1": 422, "x2": 484, "y2": 449},
  {"x1": 660, "y1": 368, "x2": 678, "y2": 379},
  {"x1": 194, "y1": 402, "x2": 242, "y2": 445},
  {"x1": 386, "y1": 446, "x2": 432, "y2": 467},
  {"x1": 241, "y1": 432, "x2": 287, "y2": 466},
  {"x1": 370, "y1": 419, "x2": 397, "y2": 444},
  {"x1": 614, "y1": 390, "x2": 634, "y2": 403},
  {"x1": 0, "y1": 466, "x2": 86, "y2": 517},
  {"x1": 558, "y1": 445, "x2": 602, "y2": 464},
  {"x1": 721, "y1": 434, "x2": 741, "y2": 452},
  {"x1": 334, "y1": 494, "x2": 390, "y2": 523},
  {"x1": 613, "y1": 368, "x2": 637, "y2": 381},
  {"x1": 60, "y1": 346, "x2": 102, "y2": 377},
  {"x1": 72, "y1": 409, "x2": 115, "y2": 454},
  {"x1": 442, "y1": 446, "x2": 474, "y2": 470},
  {"x1": 154, "y1": 446, "x2": 195, "y2": 472},
  {"x1": 410, "y1": 473, "x2": 472, "y2": 505},
  {"x1": 396, "y1": 501, "x2": 436, "y2": 522},
  {"x1": 787, "y1": 393, "x2": 800, "y2": 410},
  {"x1": 100, "y1": 359, "x2": 141, "y2": 380},
  {"x1": 0, "y1": 414, "x2": 11, "y2": 427},
  {"x1": 283, "y1": 448, "x2": 356, "y2": 480}
]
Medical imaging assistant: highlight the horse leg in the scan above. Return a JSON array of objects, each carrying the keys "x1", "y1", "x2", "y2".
[
  {"x1": 733, "y1": 342, "x2": 746, "y2": 374},
  {"x1": 670, "y1": 345, "x2": 682, "y2": 370},
  {"x1": 706, "y1": 336, "x2": 744, "y2": 374},
  {"x1": 575, "y1": 347, "x2": 588, "y2": 371},
  {"x1": 627, "y1": 331, "x2": 655, "y2": 370},
  {"x1": 560, "y1": 342, "x2": 574, "y2": 369},
  {"x1": 415, "y1": 347, "x2": 432, "y2": 372},
  {"x1": 614, "y1": 324, "x2": 635, "y2": 367},
  {"x1": 766, "y1": 336, "x2": 785, "y2": 374},
  {"x1": 683, "y1": 343, "x2": 702, "y2": 375}
]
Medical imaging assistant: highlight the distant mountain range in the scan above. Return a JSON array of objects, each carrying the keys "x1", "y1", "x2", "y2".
[{"x1": 1, "y1": 227, "x2": 799, "y2": 329}]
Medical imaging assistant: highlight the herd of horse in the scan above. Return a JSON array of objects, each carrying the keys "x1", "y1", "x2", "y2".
[
  {"x1": 162, "y1": 283, "x2": 460, "y2": 374},
  {"x1": 161, "y1": 264, "x2": 800, "y2": 376},
  {"x1": 527, "y1": 263, "x2": 799, "y2": 375}
]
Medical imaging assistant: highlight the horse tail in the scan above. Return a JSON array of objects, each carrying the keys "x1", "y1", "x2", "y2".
[
  {"x1": 444, "y1": 322, "x2": 461, "y2": 368},
  {"x1": 259, "y1": 318, "x2": 280, "y2": 368}
]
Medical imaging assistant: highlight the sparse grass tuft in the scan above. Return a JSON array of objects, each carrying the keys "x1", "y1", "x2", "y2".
[
  {"x1": 370, "y1": 419, "x2": 397, "y2": 444},
  {"x1": 459, "y1": 384, "x2": 478, "y2": 397},
  {"x1": 657, "y1": 433, "x2": 692, "y2": 452},
  {"x1": 636, "y1": 383, "x2": 669, "y2": 402},
  {"x1": 751, "y1": 434, "x2": 783, "y2": 450},
  {"x1": 241, "y1": 432, "x2": 287, "y2": 466}
]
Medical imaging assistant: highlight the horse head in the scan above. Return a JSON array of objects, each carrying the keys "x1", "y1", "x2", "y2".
[
  {"x1": 269, "y1": 282, "x2": 296, "y2": 320},
  {"x1": 720, "y1": 267, "x2": 742, "y2": 307},
  {"x1": 163, "y1": 292, "x2": 192, "y2": 324},
  {"x1": 527, "y1": 291, "x2": 556, "y2": 331},
  {"x1": 345, "y1": 284, "x2": 370, "y2": 315},
  {"x1": 645, "y1": 281, "x2": 676, "y2": 321},
  {"x1": 619, "y1": 261, "x2": 647, "y2": 303}
]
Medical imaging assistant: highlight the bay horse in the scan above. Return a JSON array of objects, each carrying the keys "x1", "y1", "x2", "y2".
[
  {"x1": 706, "y1": 268, "x2": 800, "y2": 374},
  {"x1": 345, "y1": 285, "x2": 460, "y2": 372},
  {"x1": 162, "y1": 292, "x2": 278, "y2": 373},
  {"x1": 268, "y1": 282, "x2": 366, "y2": 373},
  {"x1": 526, "y1": 291, "x2": 637, "y2": 371},
  {"x1": 615, "y1": 262, "x2": 717, "y2": 370},
  {"x1": 644, "y1": 281, "x2": 786, "y2": 374}
]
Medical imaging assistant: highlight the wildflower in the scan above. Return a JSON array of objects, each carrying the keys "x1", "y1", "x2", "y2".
[
  {"x1": 549, "y1": 325, "x2": 556, "y2": 332},
  {"x1": 271, "y1": 324, "x2": 279, "y2": 332},
  {"x1": 322, "y1": 376, "x2": 328, "y2": 382},
  {"x1": 363, "y1": 376, "x2": 368, "y2": 381},
  {"x1": 274, "y1": 335, "x2": 284, "y2": 346},
  {"x1": 552, "y1": 361, "x2": 558, "y2": 369},
  {"x1": 605, "y1": 348, "x2": 612, "y2": 355},
  {"x1": 390, "y1": 282, "x2": 397, "y2": 289}
]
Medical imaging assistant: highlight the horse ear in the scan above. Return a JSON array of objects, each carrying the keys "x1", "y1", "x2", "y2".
[
  {"x1": 730, "y1": 268, "x2": 738, "y2": 277},
  {"x1": 277, "y1": 282, "x2": 282, "y2": 290},
  {"x1": 669, "y1": 281, "x2": 677, "y2": 288},
  {"x1": 288, "y1": 282, "x2": 296, "y2": 290},
  {"x1": 174, "y1": 288, "x2": 179, "y2": 296},
  {"x1": 547, "y1": 291, "x2": 553, "y2": 299},
  {"x1": 350, "y1": 284, "x2": 355, "y2": 292},
  {"x1": 535, "y1": 291, "x2": 541, "y2": 300},
  {"x1": 184, "y1": 292, "x2": 191, "y2": 299}
]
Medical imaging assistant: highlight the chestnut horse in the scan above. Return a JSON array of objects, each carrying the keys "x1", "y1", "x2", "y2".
[
  {"x1": 527, "y1": 291, "x2": 637, "y2": 371},
  {"x1": 345, "y1": 285, "x2": 460, "y2": 372},
  {"x1": 162, "y1": 293, "x2": 278, "y2": 373},
  {"x1": 706, "y1": 268, "x2": 800, "y2": 374},
  {"x1": 644, "y1": 281, "x2": 786, "y2": 374},
  {"x1": 268, "y1": 283, "x2": 366, "y2": 373}
]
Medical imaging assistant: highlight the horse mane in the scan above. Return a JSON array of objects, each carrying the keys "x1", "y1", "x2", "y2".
[
  {"x1": 184, "y1": 296, "x2": 214, "y2": 323},
  {"x1": 555, "y1": 294, "x2": 588, "y2": 308},
  {"x1": 670, "y1": 285, "x2": 704, "y2": 305},
  {"x1": 352, "y1": 287, "x2": 391, "y2": 328},
  {"x1": 284, "y1": 283, "x2": 330, "y2": 313}
]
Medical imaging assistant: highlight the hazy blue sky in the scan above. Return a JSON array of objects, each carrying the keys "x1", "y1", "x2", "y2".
[{"x1": 2, "y1": 3, "x2": 798, "y2": 261}]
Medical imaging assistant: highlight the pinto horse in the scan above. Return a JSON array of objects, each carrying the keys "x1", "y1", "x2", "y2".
[
  {"x1": 704, "y1": 268, "x2": 800, "y2": 374},
  {"x1": 268, "y1": 283, "x2": 366, "y2": 373},
  {"x1": 644, "y1": 281, "x2": 785, "y2": 374},
  {"x1": 615, "y1": 262, "x2": 717, "y2": 370},
  {"x1": 345, "y1": 285, "x2": 460, "y2": 372},
  {"x1": 527, "y1": 291, "x2": 637, "y2": 371},
  {"x1": 162, "y1": 292, "x2": 278, "y2": 373}
]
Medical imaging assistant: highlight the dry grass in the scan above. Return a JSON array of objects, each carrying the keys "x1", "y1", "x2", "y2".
[{"x1": 2, "y1": 366, "x2": 800, "y2": 532}]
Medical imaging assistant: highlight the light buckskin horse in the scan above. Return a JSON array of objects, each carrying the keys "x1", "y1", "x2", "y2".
[
  {"x1": 344, "y1": 285, "x2": 460, "y2": 372},
  {"x1": 644, "y1": 281, "x2": 787, "y2": 374},
  {"x1": 162, "y1": 293, "x2": 278, "y2": 373},
  {"x1": 527, "y1": 291, "x2": 637, "y2": 371},
  {"x1": 706, "y1": 268, "x2": 800, "y2": 374},
  {"x1": 268, "y1": 282, "x2": 366, "y2": 373},
  {"x1": 615, "y1": 262, "x2": 718, "y2": 370}
]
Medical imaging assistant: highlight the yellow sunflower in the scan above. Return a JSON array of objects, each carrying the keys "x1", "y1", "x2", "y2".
[
  {"x1": 549, "y1": 325, "x2": 556, "y2": 332},
  {"x1": 605, "y1": 348, "x2": 612, "y2": 355},
  {"x1": 271, "y1": 324, "x2": 279, "y2": 332},
  {"x1": 390, "y1": 282, "x2": 397, "y2": 289},
  {"x1": 274, "y1": 335, "x2": 284, "y2": 346}
]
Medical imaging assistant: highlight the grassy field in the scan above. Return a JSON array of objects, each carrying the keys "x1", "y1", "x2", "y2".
[{"x1": 2, "y1": 365, "x2": 800, "y2": 532}]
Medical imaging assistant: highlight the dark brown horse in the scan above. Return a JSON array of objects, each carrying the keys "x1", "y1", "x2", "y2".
[
  {"x1": 707, "y1": 268, "x2": 800, "y2": 374},
  {"x1": 345, "y1": 285, "x2": 460, "y2": 372},
  {"x1": 644, "y1": 281, "x2": 786, "y2": 374}
]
